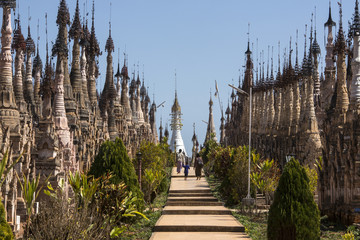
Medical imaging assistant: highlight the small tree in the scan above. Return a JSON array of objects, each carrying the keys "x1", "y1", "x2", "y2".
[
  {"x1": 89, "y1": 138, "x2": 144, "y2": 210},
  {"x1": 267, "y1": 158, "x2": 320, "y2": 240}
]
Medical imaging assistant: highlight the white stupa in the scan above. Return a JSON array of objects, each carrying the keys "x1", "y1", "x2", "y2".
[{"x1": 170, "y1": 91, "x2": 187, "y2": 156}]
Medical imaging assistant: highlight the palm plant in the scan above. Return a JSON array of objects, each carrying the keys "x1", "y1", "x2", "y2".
[
  {"x1": 68, "y1": 171, "x2": 98, "y2": 208},
  {"x1": 0, "y1": 147, "x2": 22, "y2": 189},
  {"x1": 16, "y1": 172, "x2": 50, "y2": 236}
]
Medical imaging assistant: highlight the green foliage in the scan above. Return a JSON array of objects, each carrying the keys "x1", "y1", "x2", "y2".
[
  {"x1": 0, "y1": 146, "x2": 22, "y2": 240},
  {"x1": 267, "y1": 158, "x2": 320, "y2": 240},
  {"x1": 135, "y1": 141, "x2": 172, "y2": 204},
  {"x1": 200, "y1": 142, "x2": 268, "y2": 205},
  {"x1": 89, "y1": 138, "x2": 144, "y2": 210},
  {"x1": 122, "y1": 187, "x2": 170, "y2": 240},
  {"x1": 16, "y1": 171, "x2": 50, "y2": 238},
  {"x1": 211, "y1": 146, "x2": 233, "y2": 180},
  {"x1": 342, "y1": 231, "x2": 355, "y2": 240},
  {"x1": 200, "y1": 137, "x2": 218, "y2": 166},
  {"x1": 304, "y1": 166, "x2": 318, "y2": 194},
  {"x1": 0, "y1": 201, "x2": 13, "y2": 240},
  {"x1": 33, "y1": 172, "x2": 146, "y2": 239},
  {"x1": 315, "y1": 156, "x2": 323, "y2": 171},
  {"x1": 68, "y1": 171, "x2": 98, "y2": 207},
  {"x1": 222, "y1": 146, "x2": 251, "y2": 205},
  {"x1": 346, "y1": 225, "x2": 360, "y2": 239},
  {"x1": 121, "y1": 210, "x2": 162, "y2": 240},
  {"x1": 232, "y1": 211, "x2": 267, "y2": 240},
  {"x1": 0, "y1": 147, "x2": 22, "y2": 188},
  {"x1": 251, "y1": 158, "x2": 280, "y2": 204},
  {"x1": 143, "y1": 168, "x2": 165, "y2": 205}
]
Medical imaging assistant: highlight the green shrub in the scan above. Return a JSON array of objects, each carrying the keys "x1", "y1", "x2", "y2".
[
  {"x1": 89, "y1": 138, "x2": 144, "y2": 210},
  {"x1": 267, "y1": 158, "x2": 320, "y2": 240},
  {"x1": 342, "y1": 231, "x2": 355, "y2": 240},
  {"x1": 200, "y1": 137, "x2": 218, "y2": 166},
  {"x1": 251, "y1": 158, "x2": 280, "y2": 205},
  {"x1": 304, "y1": 166, "x2": 318, "y2": 194},
  {"x1": 0, "y1": 201, "x2": 13, "y2": 240},
  {"x1": 201, "y1": 144, "x2": 260, "y2": 206},
  {"x1": 222, "y1": 146, "x2": 250, "y2": 205},
  {"x1": 134, "y1": 141, "x2": 172, "y2": 204}
]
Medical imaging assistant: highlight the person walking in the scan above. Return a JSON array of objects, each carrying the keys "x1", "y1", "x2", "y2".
[
  {"x1": 176, "y1": 149, "x2": 183, "y2": 174},
  {"x1": 182, "y1": 160, "x2": 190, "y2": 180},
  {"x1": 194, "y1": 153, "x2": 203, "y2": 180}
]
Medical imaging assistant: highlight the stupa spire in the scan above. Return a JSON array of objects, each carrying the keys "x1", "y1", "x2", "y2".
[
  {"x1": 41, "y1": 13, "x2": 53, "y2": 118},
  {"x1": 350, "y1": 0, "x2": 360, "y2": 109},
  {"x1": 12, "y1": 13, "x2": 27, "y2": 114},
  {"x1": 24, "y1": 12, "x2": 36, "y2": 107},
  {"x1": 53, "y1": 0, "x2": 77, "y2": 124},
  {"x1": 115, "y1": 48, "x2": 121, "y2": 100},
  {"x1": 243, "y1": 23, "x2": 253, "y2": 93},
  {"x1": 335, "y1": 1, "x2": 349, "y2": 113},
  {"x1": 100, "y1": 12, "x2": 116, "y2": 117},
  {"x1": 205, "y1": 90, "x2": 217, "y2": 144},
  {"x1": 0, "y1": 0, "x2": 17, "y2": 123},
  {"x1": 70, "y1": 0, "x2": 84, "y2": 101},
  {"x1": 170, "y1": 73, "x2": 186, "y2": 155},
  {"x1": 121, "y1": 52, "x2": 132, "y2": 123},
  {"x1": 88, "y1": 0, "x2": 100, "y2": 106},
  {"x1": 33, "y1": 18, "x2": 42, "y2": 112}
]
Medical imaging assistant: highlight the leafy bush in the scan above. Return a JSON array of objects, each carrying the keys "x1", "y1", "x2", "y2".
[
  {"x1": 201, "y1": 143, "x2": 261, "y2": 205},
  {"x1": 134, "y1": 140, "x2": 172, "y2": 205},
  {"x1": 89, "y1": 138, "x2": 144, "y2": 210},
  {"x1": 304, "y1": 166, "x2": 318, "y2": 195},
  {"x1": 342, "y1": 231, "x2": 355, "y2": 240},
  {"x1": 223, "y1": 146, "x2": 253, "y2": 205},
  {"x1": 29, "y1": 173, "x2": 146, "y2": 239},
  {"x1": 251, "y1": 158, "x2": 280, "y2": 204},
  {"x1": 200, "y1": 137, "x2": 218, "y2": 166},
  {"x1": 267, "y1": 158, "x2": 320, "y2": 240},
  {"x1": 0, "y1": 201, "x2": 13, "y2": 240}
]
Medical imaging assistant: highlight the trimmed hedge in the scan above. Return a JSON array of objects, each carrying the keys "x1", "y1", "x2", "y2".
[{"x1": 267, "y1": 158, "x2": 320, "y2": 240}]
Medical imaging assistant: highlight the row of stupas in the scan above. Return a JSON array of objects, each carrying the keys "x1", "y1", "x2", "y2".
[
  {"x1": 223, "y1": 0, "x2": 360, "y2": 225},
  {"x1": 0, "y1": 0, "x2": 159, "y2": 235}
]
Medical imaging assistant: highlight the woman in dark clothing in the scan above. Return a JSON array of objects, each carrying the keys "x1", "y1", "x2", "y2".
[{"x1": 194, "y1": 153, "x2": 203, "y2": 180}]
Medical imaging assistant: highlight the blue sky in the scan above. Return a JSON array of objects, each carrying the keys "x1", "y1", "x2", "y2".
[{"x1": 10, "y1": 0, "x2": 357, "y2": 154}]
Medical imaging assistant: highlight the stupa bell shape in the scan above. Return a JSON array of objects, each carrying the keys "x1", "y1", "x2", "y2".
[{"x1": 170, "y1": 92, "x2": 187, "y2": 155}]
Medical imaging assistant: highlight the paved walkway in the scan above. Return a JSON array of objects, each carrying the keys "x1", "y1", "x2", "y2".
[{"x1": 150, "y1": 167, "x2": 251, "y2": 239}]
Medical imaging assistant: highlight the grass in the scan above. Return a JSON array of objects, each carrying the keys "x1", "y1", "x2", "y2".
[
  {"x1": 121, "y1": 167, "x2": 171, "y2": 240},
  {"x1": 121, "y1": 210, "x2": 162, "y2": 240},
  {"x1": 232, "y1": 211, "x2": 267, "y2": 240},
  {"x1": 206, "y1": 173, "x2": 352, "y2": 240},
  {"x1": 320, "y1": 216, "x2": 347, "y2": 240}
]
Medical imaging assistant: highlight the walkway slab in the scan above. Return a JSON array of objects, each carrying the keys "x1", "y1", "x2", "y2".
[
  {"x1": 150, "y1": 232, "x2": 251, "y2": 240},
  {"x1": 166, "y1": 201, "x2": 223, "y2": 206},
  {"x1": 163, "y1": 206, "x2": 231, "y2": 215},
  {"x1": 154, "y1": 215, "x2": 245, "y2": 232},
  {"x1": 168, "y1": 192, "x2": 213, "y2": 197},
  {"x1": 167, "y1": 196, "x2": 217, "y2": 202},
  {"x1": 169, "y1": 177, "x2": 210, "y2": 192}
]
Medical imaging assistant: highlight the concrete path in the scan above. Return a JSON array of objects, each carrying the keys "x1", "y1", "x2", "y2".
[{"x1": 150, "y1": 167, "x2": 251, "y2": 240}]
